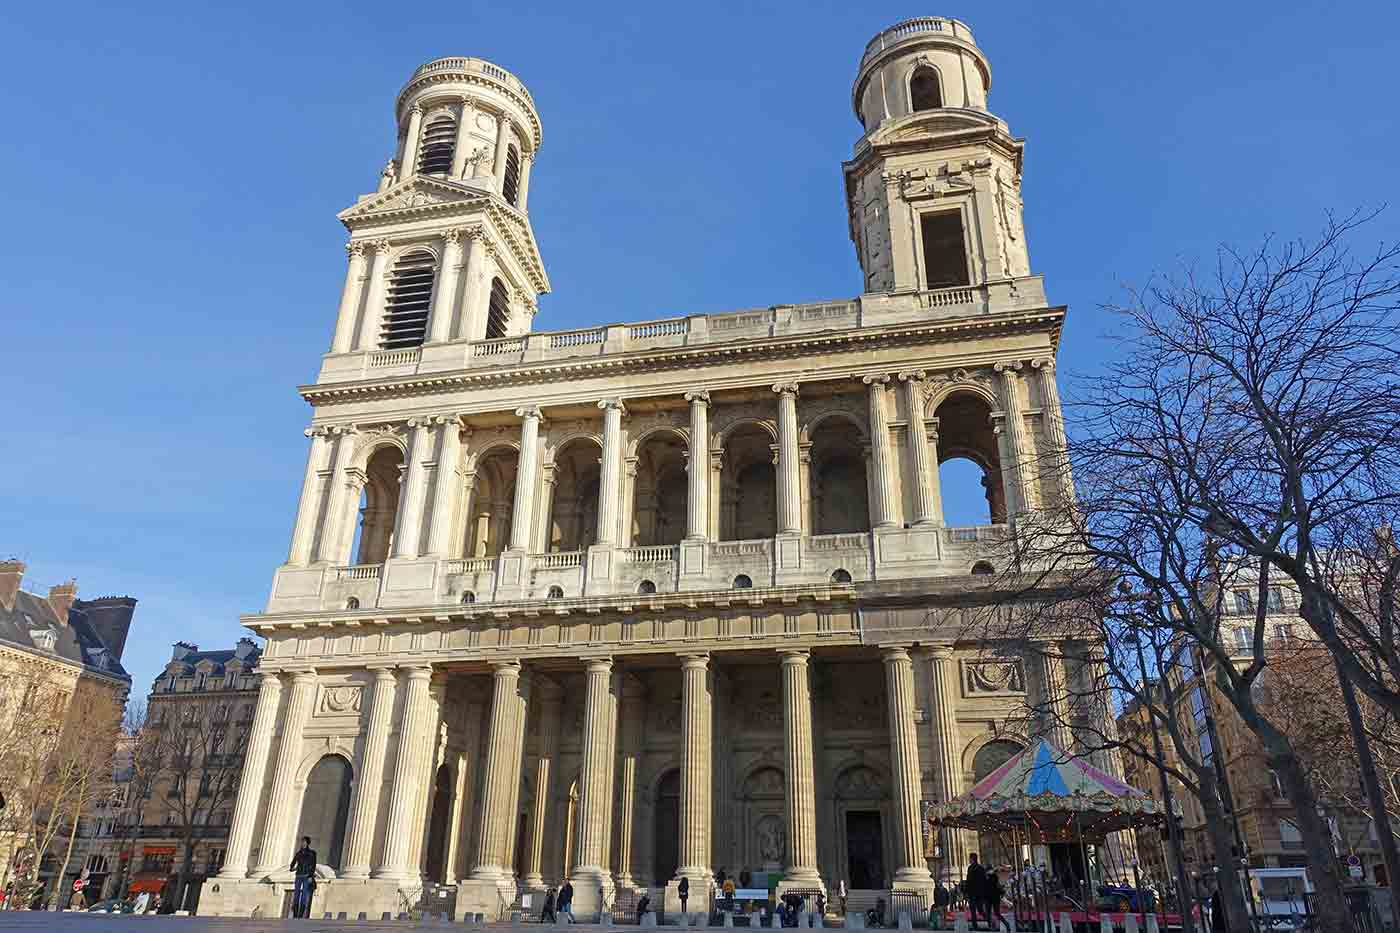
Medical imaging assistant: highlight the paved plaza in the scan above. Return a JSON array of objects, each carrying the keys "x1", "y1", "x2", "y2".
[{"x1": 0, "y1": 917, "x2": 545, "y2": 932}]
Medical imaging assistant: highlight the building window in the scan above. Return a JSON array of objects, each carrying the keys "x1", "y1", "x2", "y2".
[
  {"x1": 971, "y1": 561, "x2": 996, "y2": 575},
  {"x1": 1234, "y1": 626, "x2": 1252, "y2": 654},
  {"x1": 830, "y1": 568, "x2": 852, "y2": 584},
  {"x1": 503, "y1": 144, "x2": 521, "y2": 205},
  {"x1": 345, "y1": 597, "x2": 360, "y2": 610},
  {"x1": 733, "y1": 574, "x2": 753, "y2": 590},
  {"x1": 1232, "y1": 589, "x2": 1254, "y2": 615},
  {"x1": 547, "y1": 585, "x2": 565, "y2": 599},
  {"x1": 1275, "y1": 623, "x2": 1296, "y2": 642},
  {"x1": 637, "y1": 580, "x2": 657, "y2": 595},
  {"x1": 1267, "y1": 586, "x2": 1286, "y2": 613},
  {"x1": 920, "y1": 211, "x2": 970, "y2": 288},
  {"x1": 380, "y1": 249, "x2": 436, "y2": 350},
  {"x1": 417, "y1": 114, "x2": 457, "y2": 174},
  {"x1": 461, "y1": 590, "x2": 476, "y2": 605},
  {"x1": 485, "y1": 277, "x2": 511, "y2": 339},
  {"x1": 910, "y1": 66, "x2": 943, "y2": 111}
]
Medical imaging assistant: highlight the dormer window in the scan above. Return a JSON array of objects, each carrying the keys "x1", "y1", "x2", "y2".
[
  {"x1": 380, "y1": 249, "x2": 436, "y2": 350},
  {"x1": 30, "y1": 628, "x2": 56, "y2": 652},
  {"x1": 910, "y1": 66, "x2": 943, "y2": 111},
  {"x1": 417, "y1": 114, "x2": 457, "y2": 175}
]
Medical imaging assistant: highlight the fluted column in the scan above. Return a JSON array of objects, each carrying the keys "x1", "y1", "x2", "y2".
[
  {"x1": 374, "y1": 666, "x2": 432, "y2": 881},
  {"x1": 217, "y1": 675, "x2": 284, "y2": 879},
  {"x1": 523, "y1": 680, "x2": 562, "y2": 888},
  {"x1": 773, "y1": 384, "x2": 802, "y2": 535},
  {"x1": 1032, "y1": 648, "x2": 1074, "y2": 753},
  {"x1": 899, "y1": 371, "x2": 941, "y2": 526},
  {"x1": 340, "y1": 666, "x2": 398, "y2": 878},
  {"x1": 401, "y1": 106, "x2": 425, "y2": 175},
  {"x1": 457, "y1": 229, "x2": 488, "y2": 340},
  {"x1": 354, "y1": 239, "x2": 392, "y2": 351},
  {"x1": 596, "y1": 400, "x2": 625, "y2": 545},
  {"x1": 571, "y1": 658, "x2": 618, "y2": 911},
  {"x1": 424, "y1": 417, "x2": 464, "y2": 556},
  {"x1": 449, "y1": 686, "x2": 488, "y2": 883},
  {"x1": 472, "y1": 661, "x2": 525, "y2": 881},
  {"x1": 287, "y1": 427, "x2": 333, "y2": 565},
  {"x1": 864, "y1": 374, "x2": 898, "y2": 528},
  {"x1": 492, "y1": 113, "x2": 513, "y2": 189},
  {"x1": 1031, "y1": 357, "x2": 1074, "y2": 505},
  {"x1": 450, "y1": 98, "x2": 475, "y2": 179},
  {"x1": 677, "y1": 653, "x2": 712, "y2": 881},
  {"x1": 251, "y1": 669, "x2": 317, "y2": 876},
  {"x1": 615, "y1": 676, "x2": 645, "y2": 888},
  {"x1": 881, "y1": 647, "x2": 933, "y2": 885},
  {"x1": 315, "y1": 428, "x2": 359, "y2": 564},
  {"x1": 994, "y1": 361, "x2": 1035, "y2": 514},
  {"x1": 925, "y1": 647, "x2": 968, "y2": 872},
  {"x1": 331, "y1": 242, "x2": 369, "y2": 353},
  {"x1": 428, "y1": 229, "x2": 465, "y2": 343},
  {"x1": 509, "y1": 407, "x2": 543, "y2": 551},
  {"x1": 685, "y1": 391, "x2": 710, "y2": 540},
  {"x1": 518, "y1": 153, "x2": 534, "y2": 210},
  {"x1": 780, "y1": 650, "x2": 821, "y2": 885},
  {"x1": 391, "y1": 419, "x2": 435, "y2": 559}
]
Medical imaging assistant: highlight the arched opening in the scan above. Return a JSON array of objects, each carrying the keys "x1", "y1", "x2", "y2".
[
  {"x1": 547, "y1": 585, "x2": 565, "y2": 599},
  {"x1": 503, "y1": 144, "x2": 522, "y2": 206},
  {"x1": 633, "y1": 432, "x2": 688, "y2": 546},
  {"x1": 720, "y1": 424, "x2": 776, "y2": 540},
  {"x1": 809, "y1": 417, "x2": 870, "y2": 535},
  {"x1": 933, "y1": 393, "x2": 1006, "y2": 525},
  {"x1": 548, "y1": 438, "x2": 602, "y2": 552},
  {"x1": 971, "y1": 561, "x2": 995, "y2": 575},
  {"x1": 417, "y1": 114, "x2": 457, "y2": 174},
  {"x1": 485, "y1": 277, "x2": 511, "y2": 340},
  {"x1": 380, "y1": 250, "x2": 436, "y2": 350},
  {"x1": 653, "y1": 769, "x2": 681, "y2": 883},
  {"x1": 345, "y1": 597, "x2": 360, "y2": 610},
  {"x1": 836, "y1": 764, "x2": 888, "y2": 890},
  {"x1": 424, "y1": 764, "x2": 454, "y2": 883},
  {"x1": 920, "y1": 211, "x2": 970, "y2": 289},
  {"x1": 296, "y1": 755, "x2": 352, "y2": 871},
  {"x1": 461, "y1": 590, "x2": 476, "y2": 604},
  {"x1": 910, "y1": 66, "x2": 943, "y2": 112},
  {"x1": 464, "y1": 447, "x2": 518, "y2": 558},
  {"x1": 355, "y1": 446, "x2": 404, "y2": 564},
  {"x1": 830, "y1": 568, "x2": 852, "y2": 584},
  {"x1": 638, "y1": 580, "x2": 656, "y2": 595},
  {"x1": 733, "y1": 574, "x2": 753, "y2": 589},
  {"x1": 971, "y1": 740, "x2": 1022, "y2": 871}
]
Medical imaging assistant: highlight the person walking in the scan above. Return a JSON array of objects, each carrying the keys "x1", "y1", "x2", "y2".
[
  {"x1": 637, "y1": 892, "x2": 652, "y2": 924},
  {"x1": 838, "y1": 879, "x2": 847, "y2": 916},
  {"x1": 678, "y1": 876, "x2": 690, "y2": 917},
  {"x1": 558, "y1": 879, "x2": 575, "y2": 923},
  {"x1": 290, "y1": 836, "x2": 318, "y2": 919},
  {"x1": 542, "y1": 887, "x2": 557, "y2": 924},
  {"x1": 986, "y1": 867, "x2": 1007, "y2": 932},
  {"x1": 965, "y1": 853, "x2": 989, "y2": 930}
]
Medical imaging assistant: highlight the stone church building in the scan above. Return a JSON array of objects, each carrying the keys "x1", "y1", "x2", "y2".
[{"x1": 205, "y1": 17, "x2": 1125, "y2": 921}]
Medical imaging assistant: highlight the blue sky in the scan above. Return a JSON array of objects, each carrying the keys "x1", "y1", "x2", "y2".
[{"x1": 3, "y1": 1, "x2": 1396, "y2": 694}]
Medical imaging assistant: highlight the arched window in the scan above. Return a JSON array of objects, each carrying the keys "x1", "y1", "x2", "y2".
[
  {"x1": 345, "y1": 597, "x2": 359, "y2": 610},
  {"x1": 485, "y1": 277, "x2": 511, "y2": 340},
  {"x1": 633, "y1": 433, "x2": 688, "y2": 547},
  {"x1": 638, "y1": 580, "x2": 657, "y2": 595},
  {"x1": 721, "y1": 424, "x2": 777, "y2": 540},
  {"x1": 502, "y1": 144, "x2": 521, "y2": 206},
  {"x1": 809, "y1": 417, "x2": 870, "y2": 535},
  {"x1": 355, "y1": 445, "x2": 404, "y2": 564},
  {"x1": 934, "y1": 393, "x2": 1006, "y2": 525},
  {"x1": 463, "y1": 447, "x2": 518, "y2": 558},
  {"x1": 380, "y1": 250, "x2": 436, "y2": 350},
  {"x1": 547, "y1": 439, "x2": 602, "y2": 552},
  {"x1": 547, "y1": 585, "x2": 565, "y2": 599},
  {"x1": 461, "y1": 590, "x2": 476, "y2": 605},
  {"x1": 417, "y1": 114, "x2": 457, "y2": 175},
  {"x1": 971, "y1": 561, "x2": 996, "y2": 575},
  {"x1": 733, "y1": 574, "x2": 753, "y2": 590},
  {"x1": 910, "y1": 66, "x2": 943, "y2": 111},
  {"x1": 830, "y1": 568, "x2": 852, "y2": 584}
]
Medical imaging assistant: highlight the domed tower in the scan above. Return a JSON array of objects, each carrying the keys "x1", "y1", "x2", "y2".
[
  {"x1": 327, "y1": 58, "x2": 550, "y2": 364},
  {"x1": 844, "y1": 18, "x2": 1041, "y2": 310}
]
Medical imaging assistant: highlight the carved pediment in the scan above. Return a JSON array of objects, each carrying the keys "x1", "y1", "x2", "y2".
[{"x1": 338, "y1": 177, "x2": 490, "y2": 224}]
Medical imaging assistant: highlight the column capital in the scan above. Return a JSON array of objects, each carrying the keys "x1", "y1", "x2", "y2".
[
  {"x1": 598, "y1": 398, "x2": 627, "y2": 415},
  {"x1": 366, "y1": 664, "x2": 397, "y2": 681},
  {"x1": 304, "y1": 425, "x2": 333, "y2": 439},
  {"x1": 1030, "y1": 356, "x2": 1055, "y2": 372},
  {"x1": 371, "y1": 237, "x2": 392, "y2": 254},
  {"x1": 346, "y1": 241, "x2": 368, "y2": 259},
  {"x1": 685, "y1": 389, "x2": 711, "y2": 406},
  {"x1": 284, "y1": 667, "x2": 318, "y2": 683},
  {"x1": 779, "y1": 648, "x2": 811, "y2": 664},
  {"x1": 880, "y1": 644, "x2": 913, "y2": 663},
  {"x1": 862, "y1": 373, "x2": 891, "y2": 386},
  {"x1": 515, "y1": 405, "x2": 544, "y2": 422},
  {"x1": 771, "y1": 382, "x2": 800, "y2": 398},
  {"x1": 400, "y1": 664, "x2": 433, "y2": 681},
  {"x1": 490, "y1": 659, "x2": 522, "y2": 676},
  {"x1": 408, "y1": 104, "x2": 424, "y2": 116},
  {"x1": 925, "y1": 644, "x2": 956, "y2": 661},
  {"x1": 678, "y1": 652, "x2": 710, "y2": 671},
  {"x1": 897, "y1": 369, "x2": 928, "y2": 383},
  {"x1": 443, "y1": 228, "x2": 463, "y2": 246},
  {"x1": 993, "y1": 359, "x2": 1024, "y2": 376},
  {"x1": 583, "y1": 656, "x2": 615, "y2": 674}
]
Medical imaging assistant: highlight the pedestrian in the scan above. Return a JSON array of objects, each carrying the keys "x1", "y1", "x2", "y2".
[
  {"x1": 986, "y1": 868, "x2": 1007, "y2": 932},
  {"x1": 542, "y1": 887, "x2": 557, "y2": 923},
  {"x1": 290, "y1": 835, "x2": 318, "y2": 919},
  {"x1": 679, "y1": 875, "x2": 690, "y2": 916},
  {"x1": 816, "y1": 892, "x2": 826, "y2": 918},
  {"x1": 838, "y1": 879, "x2": 848, "y2": 915},
  {"x1": 637, "y1": 892, "x2": 652, "y2": 924},
  {"x1": 965, "y1": 853, "x2": 988, "y2": 930},
  {"x1": 558, "y1": 879, "x2": 575, "y2": 923},
  {"x1": 1209, "y1": 886, "x2": 1226, "y2": 933}
]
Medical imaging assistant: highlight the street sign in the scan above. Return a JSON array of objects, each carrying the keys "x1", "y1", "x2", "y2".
[
  {"x1": 1347, "y1": 855, "x2": 1362, "y2": 867},
  {"x1": 1350, "y1": 866, "x2": 1364, "y2": 879},
  {"x1": 72, "y1": 879, "x2": 85, "y2": 893}
]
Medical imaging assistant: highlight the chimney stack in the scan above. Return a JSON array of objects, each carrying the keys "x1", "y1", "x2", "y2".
[
  {"x1": 48, "y1": 579, "x2": 78, "y2": 625},
  {"x1": 0, "y1": 559, "x2": 24, "y2": 611}
]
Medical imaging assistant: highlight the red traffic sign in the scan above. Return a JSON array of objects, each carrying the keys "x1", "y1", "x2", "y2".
[{"x1": 72, "y1": 879, "x2": 85, "y2": 892}]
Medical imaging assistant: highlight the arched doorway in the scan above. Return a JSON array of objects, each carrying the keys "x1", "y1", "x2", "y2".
[
  {"x1": 971, "y1": 740, "x2": 1023, "y2": 871},
  {"x1": 835, "y1": 764, "x2": 889, "y2": 890},
  {"x1": 424, "y1": 764, "x2": 454, "y2": 883},
  {"x1": 296, "y1": 755, "x2": 353, "y2": 870},
  {"x1": 653, "y1": 769, "x2": 681, "y2": 883}
]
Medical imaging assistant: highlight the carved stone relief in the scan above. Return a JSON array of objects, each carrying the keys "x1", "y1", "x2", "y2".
[
  {"x1": 962, "y1": 659, "x2": 1026, "y2": 695},
  {"x1": 834, "y1": 765, "x2": 887, "y2": 799},
  {"x1": 319, "y1": 684, "x2": 363, "y2": 715},
  {"x1": 754, "y1": 814, "x2": 786, "y2": 864}
]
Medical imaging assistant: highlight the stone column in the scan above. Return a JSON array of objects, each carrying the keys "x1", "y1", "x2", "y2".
[
  {"x1": 251, "y1": 669, "x2": 317, "y2": 876},
  {"x1": 331, "y1": 242, "x2": 369, "y2": 353},
  {"x1": 340, "y1": 666, "x2": 397, "y2": 878},
  {"x1": 374, "y1": 665, "x2": 433, "y2": 881},
  {"x1": 449, "y1": 686, "x2": 488, "y2": 883},
  {"x1": 773, "y1": 383, "x2": 802, "y2": 535},
  {"x1": 424, "y1": 416, "x2": 464, "y2": 557},
  {"x1": 492, "y1": 113, "x2": 513, "y2": 189},
  {"x1": 471, "y1": 661, "x2": 525, "y2": 881},
  {"x1": 401, "y1": 106, "x2": 425, "y2": 175},
  {"x1": 864, "y1": 374, "x2": 898, "y2": 529},
  {"x1": 1032, "y1": 649, "x2": 1074, "y2": 753},
  {"x1": 427, "y1": 229, "x2": 465, "y2": 343},
  {"x1": 925, "y1": 647, "x2": 968, "y2": 873},
  {"x1": 412, "y1": 675, "x2": 450, "y2": 876},
  {"x1": 780, "y1": 650, "x2": 821, "y2": 886},
  {"x1": 1031, "y1": 357, "x2": 1074, "y2": 505},
  {"x1": 450, "y1": 98, "x2": 475, "y2": 178},
  {"x1": 677, "y1": 653, "x2": 712, "y2": 882},
  {"x1": 572, "y1": 658, "x2": 617, "y2": 906},
  {"x1": 392, "y1": 419, "x2": 435, "y2": 559},
  {"x1": 354, "y1": 239, "x2": 392, "y2": 351},
  {"x1": 522, "y1": 679, "x2": 562, "y2": 888},
  {"x1": 518, "y1": 153, "x2": 534, "y2": 210},
  {"x1": 315, "y1": 428, "x2": 359, "y2": 564},
  {"x1": 881, "y1": 647, "x2": 933, "y2": 886},
  {"x1": 457, "y1": 229, "x2": 488, "y2": 340},
  {"x1": 615, "y1": 676, "x2": 645, "y2": 889},
  {"x1": 287, "y1": 427, "x2": 333, "y2": 565},
  {"x1": 501, "y1": 672, "x2": 532, "y2": 874},
  {"x1": 994, "y1": 361, "x2": 1035, "y2": 514},
  {"x1": 685, "y1": 391, "x2": 710, "y2": 540},
  {"x1": 509, "y1": 407, "x2": 543, "y2": 551},
  {"x1": 596, "y1": 400, "x2": 626, "y2": 545},
  {"x1": 899, "y1": 372, "x2": 941, "y2": 526},
  {"x1": 217, "y1": 675, "x2": 284, "y2": 879}
]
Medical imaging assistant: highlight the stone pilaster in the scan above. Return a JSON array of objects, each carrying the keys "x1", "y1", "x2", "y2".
[
  {"x1": 401, "y1": 106, "x2": 425, "y2": 175},
  {"x1": 450, "y1": 97, "x2": 475, "y2": 179},
  {"x1": 508, "y1": 407, "x2": 543, "y2": 551},
  {"x1": 428, "y1": 229, "x2": 465, "y2": 343},
  {"x1": 316, "y1": 427, "x2": 360, "y2": 564},
  {"x1": 615, "y1": 675, "x2": 645, "y2": 889},
  {"x1": 340, "y1": 666, "x2": 397, "y2": 879},
  {"x1": 571, "y1": 658, "x2": 617, "y2": 916},
  {"x1": 412, "y1": 674, "x2": 450, "y2": 876},
  {"x1": 449, "y1": 685, "x2": 488, "y2": 884},
  {"x1": 1032, "y1": 648, "x2": 1074, "y2": 753},
  {"x1": 676, "y1": 653, "x2": 712, "y2": 891},
  {"x1": 492, "y1": 113, "x2": 512, "y2": 189},
  {"x1": 881, "y1": 647, "x2": 934, "y2": 888},
  {"x1": 374, "y1": 665, "x2": 433, "y2": 881},
  {"x1": 501, "y1": 671, "x2": 532, "y2": 875},
  {"x1": 773, "y1": 383, "x2": 802, "y2": 535},
  {"x1": 217, "y1": 675, "x2": 284, "y2": 879},
  {"x1": 685, "y1": 392, "x2": 710, "y2": 540},
  {"x1": 925, "y1": 647, "x2": 968, "y2": 874},
  {"x1": 994, "y1": 360, "x2": 1035, "y2": 515},
  {"x1": 899, "y1": 371, "x2": 942, "y2": 526},
  {"x1": 287, "y1": 428, "x2": 333, "y2": 566},
  {"x1": 471, "y1": 661, "x2": 525, "y2": 886},
  {"x1": 355, "y1": 239, "x2": 391, "y2": 352},
  {"x1": 518, "y1": 153, "x2": 533, "y2": 209},
  {"x1": 457, "y1": 229, "x2": 488, "y2": 341},
  {"x1": 1031, "y1": 357, "x2": 1074, "y2": 506},
  {"x1": 424, "y1": 416, "x2": 464, "y2": 556},
  {"x1": 779, "y1": 650, "x2": 822, "y2": 887},
  {"x1": 596, "y1": 400, "x2": 625, "y2": 545},
  {"x1": 522, "y1": 678, "x2": 562, "y2": 888},
  {"x1": 331, "y1": 242, "x2": 368, "y2": 354},
  {"x1": 391, "y1": 420, "x2": 435, "y2": 559},
  {"x1": 864, "y1": 374, "x2": 898, "y2": 528},
  {"x1": 251, "y1": 669, "x2": 317, "y2": 876}
]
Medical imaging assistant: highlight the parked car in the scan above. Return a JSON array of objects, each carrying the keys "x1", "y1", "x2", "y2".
[{"x1": 86, "y1": 899, "x2": 135, "y2": 914}]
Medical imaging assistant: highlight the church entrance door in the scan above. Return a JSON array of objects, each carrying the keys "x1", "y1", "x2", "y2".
[
  {"x1": 654, "y1": 770, "x2": 681, "y2": 883},
  {"x1": 845, "y1": 811, "x2": 884, "y2": 889}
]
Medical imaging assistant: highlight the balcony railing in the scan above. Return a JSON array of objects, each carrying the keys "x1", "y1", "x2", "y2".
[
  {"x1": 535, "y1": 551, "x2": 584, "y2": 570},
  {"x1": 443, "y1": 557, "x2": 495, "y2": 574},
  {"x1": 711, "y1": 538, "x2": 773, "y2": 558},
  {"x1": 861, "y1": 17, "x2": 958, "y2": 68},
  {"x1": 334, "y1": 564, "x2": 382, "y2": 581},
  {"x1": 622, "y1": 545, "x2": 678, "y2": 564},
  {"x1": 401, "y1": 57, "x2": 536, "y2": 108}
]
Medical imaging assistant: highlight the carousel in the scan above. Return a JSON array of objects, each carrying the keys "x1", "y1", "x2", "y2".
[{"x1": 928, "y1": 738, "x2": 1172, "y2": 931}]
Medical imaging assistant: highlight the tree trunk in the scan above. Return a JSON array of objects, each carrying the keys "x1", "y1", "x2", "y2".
[
  {"x1": 1337, "y1": 661, "x2": 1400, "y2": 923},
  {"x1": 51, "y1": 771, "x2": 88, "y2": 911},
  {"x1": 1199, "y1": 772, "x2": 1251, "y2": 933},
  {"x1": 1270, "y1": 741, "x2": 1352, "y2": 933}
]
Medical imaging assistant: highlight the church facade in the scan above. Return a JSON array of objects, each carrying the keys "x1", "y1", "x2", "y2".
[{"x1": 204, "y1": 18, "x2": 1123, "y2": 921}]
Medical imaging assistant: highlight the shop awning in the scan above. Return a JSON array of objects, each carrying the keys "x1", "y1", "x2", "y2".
[
  {"x1": 126, "y1": 876, "x2": 167, "y2": 894},
  {"x1": 140, "y1": 846, "x2": 175, "y2": 856}
]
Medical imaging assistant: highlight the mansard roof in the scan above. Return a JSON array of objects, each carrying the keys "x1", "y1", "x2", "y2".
[{"x1": 0, "y1": 589, "x2": 131, "y2": 682}]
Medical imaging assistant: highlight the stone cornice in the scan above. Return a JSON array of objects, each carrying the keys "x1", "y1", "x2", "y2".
[
  {"x1": 0, "y1": 641, "x2": 131, "y2": 690},
  {"x1": 395, "y1": 69, "x2": 542, "y2": 153},
  {"x1": 298, "y1": 306, "x2": 1065, "y2": 407}
]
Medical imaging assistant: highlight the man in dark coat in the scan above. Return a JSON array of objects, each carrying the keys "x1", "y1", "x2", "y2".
[
  {"x1": 965, "y1": 853, "x2": 989, "y2": 930},
  {"x1": 558, "y1": 880, "x2": 575, "y2": 923},
  {"x1": 290, "y1": 836, "x2": 317, "y2": 919},
  {"x1": 542, "y1": 887, "x2": 557, "y2": 923},
  {"x1": 678, "y1": 876, "x2": 690, "y2": 916}
]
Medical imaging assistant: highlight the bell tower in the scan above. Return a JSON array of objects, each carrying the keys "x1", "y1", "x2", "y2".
[
  {"x1": 325, "y1": 57, "x2": 550, "y2": 369},
  {"x1": 844, "y1": 19, "x2": 1041, "y2": 310}
]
